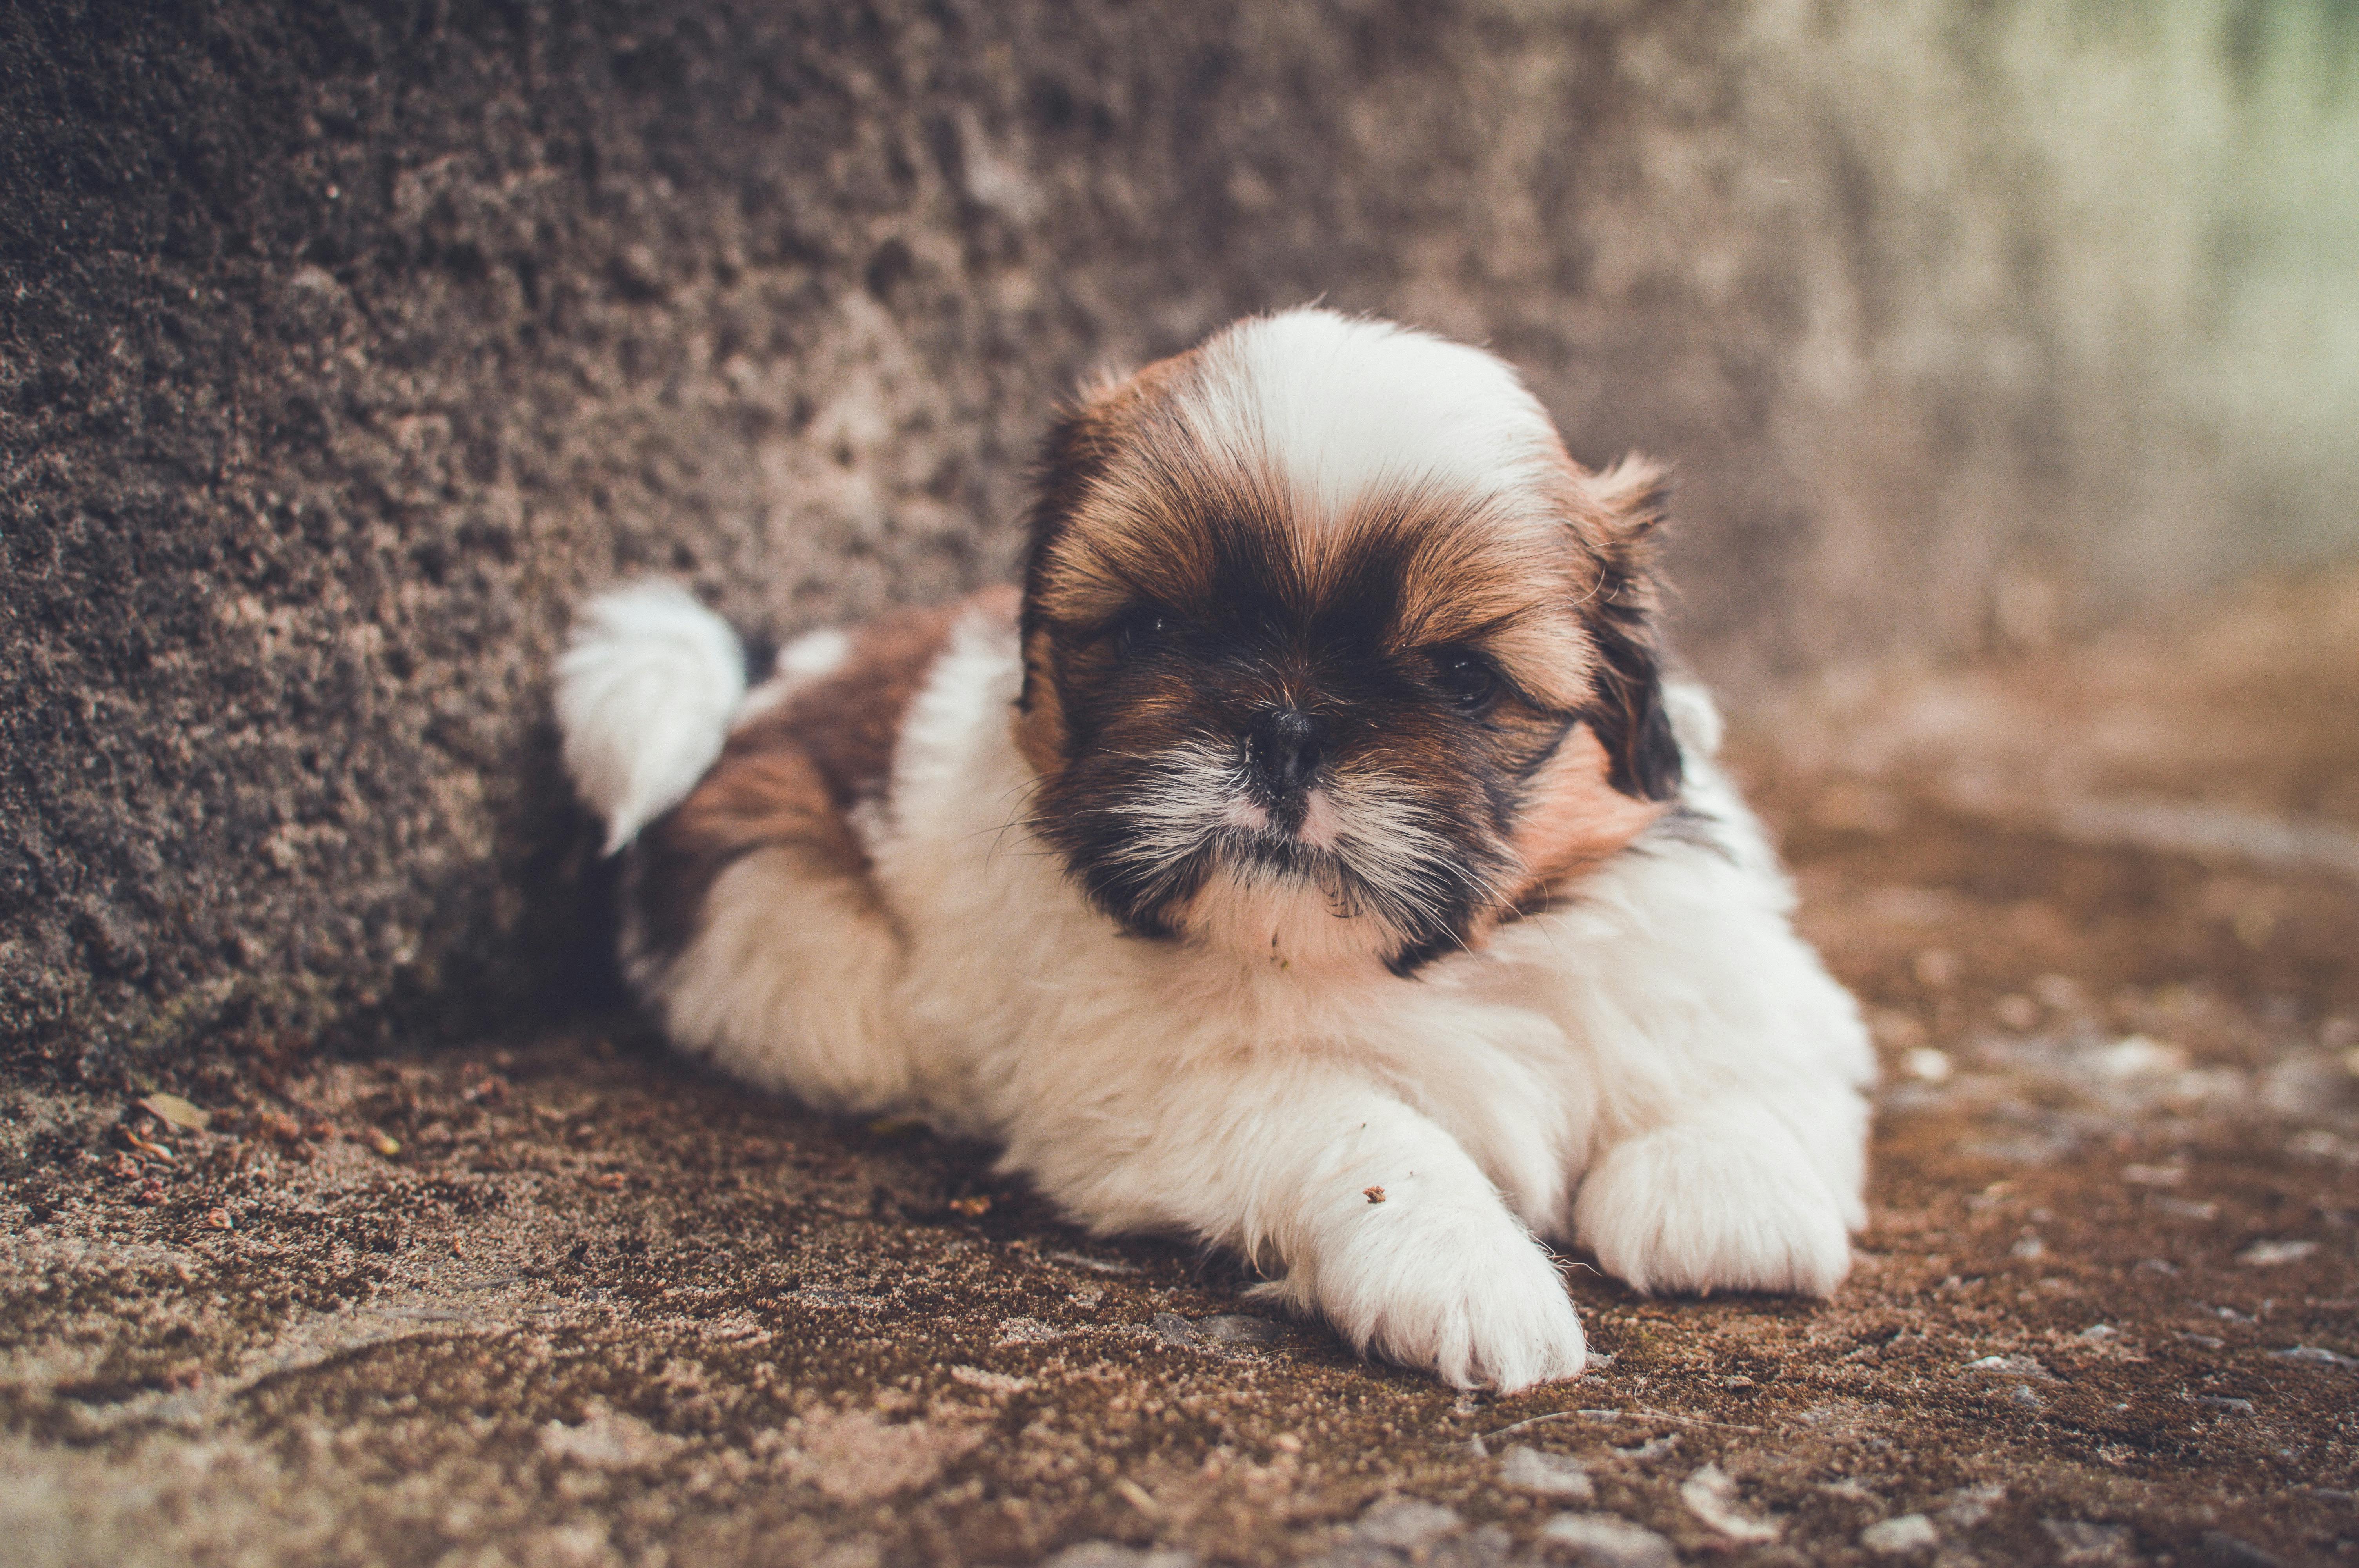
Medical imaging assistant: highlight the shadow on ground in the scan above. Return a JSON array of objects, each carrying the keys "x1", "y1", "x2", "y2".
[{"x1": 5, "y1": 573, "x2": 2356, "y2": 1567}]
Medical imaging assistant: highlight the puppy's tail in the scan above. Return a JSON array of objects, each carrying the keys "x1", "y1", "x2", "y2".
[{"x1": 556, "y1": 579, "x2": 747, "y2": 855}]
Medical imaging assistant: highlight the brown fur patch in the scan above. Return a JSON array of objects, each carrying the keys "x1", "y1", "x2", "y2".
[
  {"x1": 631, "y1": 589, "x2": 1011, "y2": 970},
  {"x1": 1498, "y1": 725, "x2": 1670, "y2": 919},
  {"x1": 1347, "y1": 496, "x2": 1601, "y2": 712},
  {"x1": 1023, "y1": 350, "x2": 1227, "y2": 633},
  {"x1": 776, "y1": 592, "x2": 1007, "y2": 813}
]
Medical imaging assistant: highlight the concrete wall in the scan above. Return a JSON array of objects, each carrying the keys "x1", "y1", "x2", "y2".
[{"x1": 4, "y1": 0, "x2": 2353, "y2": 1073}]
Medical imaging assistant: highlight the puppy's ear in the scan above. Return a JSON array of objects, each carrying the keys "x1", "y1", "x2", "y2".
[
  {"x1": 1016, "y1": 370, "x2": 1134, "y2": 770},
  {"x1": 1025, "y1": 370, "x2": 1132, "y2": 575},
  {"x1": 1576, "y1": 456, "x2": 1683, "y2": 803}
]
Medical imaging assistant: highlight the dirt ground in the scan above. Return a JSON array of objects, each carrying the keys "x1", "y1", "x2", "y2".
[{"x1": 4, "y1": 572, "x2": 2355, "y2": 1568}]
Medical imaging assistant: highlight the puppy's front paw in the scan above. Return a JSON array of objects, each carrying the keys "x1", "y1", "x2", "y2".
[
  {"x1": 1574, "y1": 1121, "x2": 1853, "y2": 1297},
  {"x1": 1265, "y1": 1206, "x2": 1587, "y2": 1392}
]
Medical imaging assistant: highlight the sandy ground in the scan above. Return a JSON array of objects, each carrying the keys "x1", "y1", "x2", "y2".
[{"x1": 4, "y1": 572, "x2": 2355, "y2": 1568}]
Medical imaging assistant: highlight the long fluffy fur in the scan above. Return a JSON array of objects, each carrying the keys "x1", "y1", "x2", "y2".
[
  {"x1": 556, "y1": 580, "x2": 747, "y2": 855},
  {"x1": 556, "y1": 309, "x2": 1876, "y2": 1391}
]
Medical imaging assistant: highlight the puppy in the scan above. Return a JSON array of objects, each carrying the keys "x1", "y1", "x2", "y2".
[{"x1": 556, "y1": 308, "x2": 1874, "y2": 1390}]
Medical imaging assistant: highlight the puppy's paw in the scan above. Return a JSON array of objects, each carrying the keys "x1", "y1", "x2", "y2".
[
  {"x1": 1574, "y1": 1121, "x2": 1853, "y2": 1297},
  {"x1": 1264, "y1": 1207, "x2": 1587, "y2": 1392}
]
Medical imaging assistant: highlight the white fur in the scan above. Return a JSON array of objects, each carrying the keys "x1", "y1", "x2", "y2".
[
  {"x1": 1198, "y1": 311, "x2": 1568, "y2": 537},
  {"x1": 638, "y1": 602, "x2": 1871, "y2": 1390},
  {"x1": 556, "y1": 580, "x2": 747, "y2": 853},
  {"x1": 653, "y1": 849, "x2": 910, "y2": 1113}
]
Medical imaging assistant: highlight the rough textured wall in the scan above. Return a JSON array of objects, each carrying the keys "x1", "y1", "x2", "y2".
[{"x1": 3, "y1": 0, "x2": 2353, "y2": 1074}]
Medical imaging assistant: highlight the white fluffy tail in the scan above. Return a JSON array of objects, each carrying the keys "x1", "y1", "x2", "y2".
[{"x1": 556, "y1": 579, "x2": 747, "y2": 854}]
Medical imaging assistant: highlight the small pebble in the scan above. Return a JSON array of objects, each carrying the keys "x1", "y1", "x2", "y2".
[
  {"x1": 2270, "y1": 1345, "x2": 2355, "y2": 1368},
  {"x1": 1497, "y1": 1446, "x2": 1594, "y2": 1500},
  {"x1": 1902, "y1": 1047, "x2": 1953, "y2": 1083},
  {"x1": 1353, "y1": 1497, "x2": 1461, "y2": 1552},
  {"x1": 2041, "y1": 1520, "x2": 2132, "y2": 1561},
  {"x1": 1963, "y1": 1354, "x2": 2051, "y2": 1379},
  {"x1": 1941, "y1": 1483, "x2": 2005, "y2": 1528},
  {"x1": 1861, "y1": 1513, "x2": 1940, "y2": 1554},
  {"x1": 1537, "y1": 1513, "x2": 1677, "y2": 1568},
  {"x1": 1615, "y1": 1434, "x2": 1679, "y2": 1462},
  {"x1": 1196, "y1": 1314, "x2": 1284, "y2": 1347},
  {"x1": 1044, "y1": 1546, "x2": 1199, "y2": 1568},
  {"x1": 1151, "y1": 1312, "x2": 1283, "y2": 1352},
  {"x1": 1680, "y1": 1463, "x2": 1780, "y2": 1542},
  {"x1": 2199, "y1": 1531, "x2": 2285, "y2": 1568}
]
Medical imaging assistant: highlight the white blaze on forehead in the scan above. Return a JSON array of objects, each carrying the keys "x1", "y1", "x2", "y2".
[{"x1": 1185, "y1": 308, "x2": 1568, "y2": 529}]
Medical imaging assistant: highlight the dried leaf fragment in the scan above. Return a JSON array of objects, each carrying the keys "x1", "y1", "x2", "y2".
[
  {"x1": 139, "y1": 1093, "x2": 212, "y2": 1132},
  {"x1": 1363, "y1": 1185, "x2": 1387, "y2": 1204}
]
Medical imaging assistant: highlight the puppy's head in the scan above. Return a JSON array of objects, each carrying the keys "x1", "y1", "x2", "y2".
[{"x1": 1018, "y1": 309, "x2": 1681, "y2": 976}]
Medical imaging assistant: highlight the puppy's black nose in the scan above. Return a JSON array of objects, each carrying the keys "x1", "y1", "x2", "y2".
[{"x1": 1248, "y1": 707, "x2": 1325, "y2": 796}]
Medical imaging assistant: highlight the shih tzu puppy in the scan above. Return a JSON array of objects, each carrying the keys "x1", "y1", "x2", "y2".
[{"x1": 556, "y1": 308, "x2": 1874, "y2": 1390}]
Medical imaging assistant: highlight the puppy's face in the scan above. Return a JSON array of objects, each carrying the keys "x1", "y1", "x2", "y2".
[{"x1": 1017, "y1": 310, "x2": 1682, "y2": 976}]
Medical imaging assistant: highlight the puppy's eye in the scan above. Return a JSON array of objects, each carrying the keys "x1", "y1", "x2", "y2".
[
  {"x1": 1430, "y1": 647, "x2": 1501, "y2": 710},
  {"x1": 1109, "y1": 606, "x2": 1172, "y2": 661}
]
